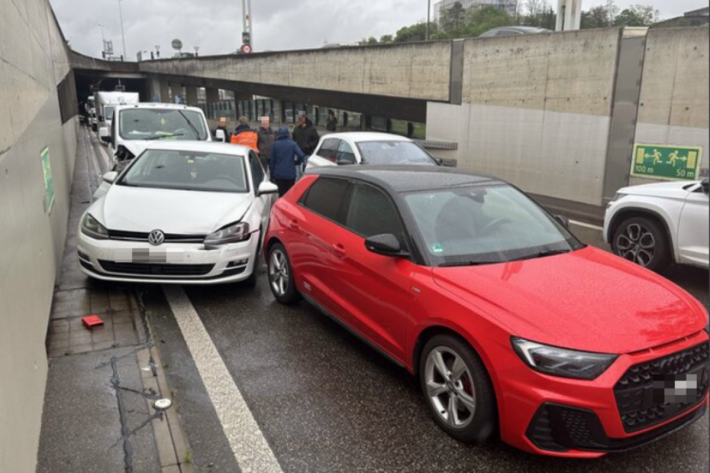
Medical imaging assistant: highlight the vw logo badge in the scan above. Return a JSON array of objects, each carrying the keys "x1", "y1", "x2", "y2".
[{"x1": 148, "y1": 229, "x2": 165, "y2": 246}]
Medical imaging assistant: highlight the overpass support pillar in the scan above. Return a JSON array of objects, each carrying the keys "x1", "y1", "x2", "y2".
[
  {"x1": 185, "y1": 85, "x2": 199, "y2": 106},
  {"x1": 159, "y1": 80, "x2": 170, "y2": 103},
  {"x1": 233, "y1": 91, "x2": 250, "y2": 120},
  {"x1": 206, "y1": 88, "x2": 220, "y2": 120},
  {"x1": 169, "y1": 81, "x2": 183, "y2": 104}
]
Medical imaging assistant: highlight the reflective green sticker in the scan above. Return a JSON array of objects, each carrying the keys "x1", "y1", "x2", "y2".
[{"x1": 432, "y1": 243, "x2": 444, "y2": 254}]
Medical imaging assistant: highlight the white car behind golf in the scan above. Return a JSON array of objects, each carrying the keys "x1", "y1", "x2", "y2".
[
  {"x1": 306, "y1": 132, "x2": 440, "y2": 168},
  {"x1": 78, "y1": 141, "x2": 278, "y2": 285},
  {"x1": 603, "y1": 178, "x2": 709, "y2": 271}
]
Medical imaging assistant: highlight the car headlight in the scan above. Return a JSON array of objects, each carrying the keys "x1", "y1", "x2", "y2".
[
  {"x1": 511, "y1": 337, "x2": 617, "y2": 380},
  {"x1": 204, "y1": 222, "x2": 251, "y2": 249},
  {"x1": 81, "y1": 213, "x2": 109, "y2": 240}
]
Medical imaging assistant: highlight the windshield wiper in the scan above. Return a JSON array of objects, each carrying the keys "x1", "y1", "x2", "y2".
[
  {"x1": 145, "y1": 132, "x2": 185, "y2": 140},
  {"x1": 509, "y1": 249, "x2": 572, "y2": 262},
  {"x1": 178, "y1": 111, "x2": 202, "y2": 139},
  {"x1": 438, "y1": 261, "x2": 492, "y2": 267}
]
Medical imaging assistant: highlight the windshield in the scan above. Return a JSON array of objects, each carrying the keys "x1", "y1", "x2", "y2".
[
  {"x1": 117, "y1": 149, "x2": 248, "y2": 193},
  {"x1": 356, "y1": 141, "x2": 438, "y2": 166},
  {"x1": 118, "y1": 109, "x2": 208, "y2": 141},
  {"x1": 404, "y1": 184, "x2": 584, "y2": 266}
]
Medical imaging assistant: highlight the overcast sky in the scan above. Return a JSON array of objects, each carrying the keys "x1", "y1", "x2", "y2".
[{"x1": 50, "y1": 0, "x2": 706, "y2": 59}]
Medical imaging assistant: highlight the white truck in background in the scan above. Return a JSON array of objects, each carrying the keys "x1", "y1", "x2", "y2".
[{"x1": 94, "y1": 91, "x2": 140, "y2": 136}]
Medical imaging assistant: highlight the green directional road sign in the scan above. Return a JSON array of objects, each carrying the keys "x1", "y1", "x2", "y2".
[
  {"x1": 631, "y1": 144, "x2": 703, "y2": 181},
  {"x1": 242, "y1": 32, "x2": 251, "y2": 45}
]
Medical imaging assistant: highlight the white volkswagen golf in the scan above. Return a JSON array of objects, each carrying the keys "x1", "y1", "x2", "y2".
[{"x1": 78, "y1": 141, "x2": 278, "y2": 285}]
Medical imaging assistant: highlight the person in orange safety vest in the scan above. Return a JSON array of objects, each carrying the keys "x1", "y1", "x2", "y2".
[{"x1": 230, "y1": 116, "x2": 259, "y2": 153}]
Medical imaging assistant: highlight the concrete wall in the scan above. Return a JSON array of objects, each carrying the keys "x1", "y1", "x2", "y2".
[
  {"x1": 0, "y1": 1, "x2": 77, "y2": 471},
  {"x1": 631, "y1": 27, "x2": 709, "y2": 186},
  {"x1": 427, "y1": 28, "x2": 621, "y2": 206},
  {"x1": 139, "y1": 42, "x2": 452, "y2": 102}
]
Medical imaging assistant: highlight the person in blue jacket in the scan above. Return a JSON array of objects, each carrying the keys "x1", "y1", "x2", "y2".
[{"x1": 270, "y1": 126, "x2": 305, "y2": 197}]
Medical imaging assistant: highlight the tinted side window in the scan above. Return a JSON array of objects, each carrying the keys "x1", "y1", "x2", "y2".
[
  {"x1": 345, "y1": 183, "x2": 405, "y2": 244},
  {"x1": 249, "y1": 152, "x2": 265, "y2": 190},
  {"x1": 319, "y1": 139, "x2": 340, "y2": 162},
  {"x1": 303, "y1": 177, "x2": 350, "y2": 224},
  {"x1": 336, "y1": 141, "x2": 356, "y2": 165}
]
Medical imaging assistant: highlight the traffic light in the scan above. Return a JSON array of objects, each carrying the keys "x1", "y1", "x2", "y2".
[{"x1": 242, "y1": 32, "x2": 251, "y2": 45}]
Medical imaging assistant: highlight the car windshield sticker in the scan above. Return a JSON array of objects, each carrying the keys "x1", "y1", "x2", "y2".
[{"x1": 432, "y1": 243, "x2": 444, "y2": 254}]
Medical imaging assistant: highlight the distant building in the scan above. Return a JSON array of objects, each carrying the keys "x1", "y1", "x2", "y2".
[
  {"x1": 433, "y1": 0, "x2": 518, "y2": 22},
  {"x1": 654, "y1": 6, "x2": 709, "y2": 28}
]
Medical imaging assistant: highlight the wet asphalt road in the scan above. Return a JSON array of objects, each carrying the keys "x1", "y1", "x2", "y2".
[{"x1": 140, "y1": 222, "x2": 709, "y2": 473}]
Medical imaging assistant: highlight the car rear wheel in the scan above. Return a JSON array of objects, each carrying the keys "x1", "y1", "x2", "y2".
[
  {"x1": 268, "y1": 243, "x2": 299, "y2": 304},
  {"x1": 612, "y1": 216, "x2": 671, "y2": 271},
  {"x1": 419, "y1": 334, "x2": 497, "y2": 443}
]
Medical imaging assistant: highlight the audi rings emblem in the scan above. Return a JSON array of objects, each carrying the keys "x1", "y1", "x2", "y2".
[{"x1": 148, "y1": 229, "x2": 165, "y2": 246}]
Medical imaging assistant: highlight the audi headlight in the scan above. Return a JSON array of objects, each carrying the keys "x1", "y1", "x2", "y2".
[
  {"x1": 204, "y1": 222, "x2": 251, "y2": 249},
  {"x1": 511, "y1": 337, "x2": 617, "y2": 380},
  {"x1": 607, "y1": 193, "x2": 626, "y2": 207},
  {"x1": 81, "y1": 213, "x2": 108, "y2": 240}
]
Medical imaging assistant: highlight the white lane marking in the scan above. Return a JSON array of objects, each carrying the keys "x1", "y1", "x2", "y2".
[
  {"x1": 569, "y1": 220, "x2": 603, "y2": 231},
  {"x1": 162, "y1": 285, "x2": 284, "y2": 473}
]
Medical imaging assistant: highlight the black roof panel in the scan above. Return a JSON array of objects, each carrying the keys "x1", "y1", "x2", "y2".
[{"x1": 306, "y1": 165, "x2": 505, "y2": 193}]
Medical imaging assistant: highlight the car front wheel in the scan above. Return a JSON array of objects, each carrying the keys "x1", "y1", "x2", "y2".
[
  {"x1": 419, "y1": 334, "x2": 497, "y2": 443},
  {"x1": 267, "y1": 242, "x2": 299, "y2": 304},
  {"x1": 612, "y1": 216, "x2": 671, "y2": 271}
]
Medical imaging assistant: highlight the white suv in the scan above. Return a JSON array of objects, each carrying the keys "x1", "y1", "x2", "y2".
[{"x1": 603, "y1": 179, "x2": 709, "y2": 271}]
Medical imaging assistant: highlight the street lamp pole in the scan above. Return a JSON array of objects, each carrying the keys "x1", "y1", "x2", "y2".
[
  {"x1": 426, "y1": 0, "x2": 431, "y2": 41},
  {"x1": 117, "y1": 0, "x2": 127, "y2": 60}
]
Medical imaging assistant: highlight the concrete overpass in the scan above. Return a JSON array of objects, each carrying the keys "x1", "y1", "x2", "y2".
[{"x1": 1, "y1": 1, "x2": 709, "y2": 470}]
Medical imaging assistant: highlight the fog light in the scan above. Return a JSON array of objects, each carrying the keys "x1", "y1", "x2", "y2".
[{"x1": 227, "y1": 259, "x2": 249, "y2": 268}]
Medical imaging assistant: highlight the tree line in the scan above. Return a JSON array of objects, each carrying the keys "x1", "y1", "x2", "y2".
[{"x1": 360, "y1": 0, "x2": 661, "y2": 45}]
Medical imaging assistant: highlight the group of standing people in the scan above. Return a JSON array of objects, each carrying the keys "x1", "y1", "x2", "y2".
[{"x1": 217, "y1": 112, "x2": 336, "y2": 197}]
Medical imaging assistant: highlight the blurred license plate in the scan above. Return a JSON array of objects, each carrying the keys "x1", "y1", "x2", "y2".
[
  {"x1": 653, "y1": 368, "x2": 704, "y2": 404},
  {"x1": 114, "y1": 249, "x2": 185, "y2": 263}
]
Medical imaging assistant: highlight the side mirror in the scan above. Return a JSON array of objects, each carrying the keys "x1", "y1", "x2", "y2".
[
  {"x1": 365, "y1": 234, "x2": 407, "y2": 257},
  {"x1": 102, "y1": 171, "x2": 118, "y2": 184},
  {"x1": 215, "y1": 129, "x2": 226, "y2": 142},
  {"x1": 257, "y1": 181, "x2": 278, "y2": 196},
  {"x1": 99, "y1": 126, "x2": 111, "y2": 143},
  {"x1": 554, "y1": 214, "x2": 570, "y2": 229},
  {"x1": 702, "y1": 178, "x2": 709, "y2": 195}
]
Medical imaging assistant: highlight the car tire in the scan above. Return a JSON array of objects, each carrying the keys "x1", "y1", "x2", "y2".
[
  {"x1": 267, "y1": 242, "x2": 299, "y2": 304},
  {"x1": 612, "y1": 216, "x2": 671, "y2": 271},
  {"x1": 419, "y1": 334, "x2": 497, "y2": 444}
]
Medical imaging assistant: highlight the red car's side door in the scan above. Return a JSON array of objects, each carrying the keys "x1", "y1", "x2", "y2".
[
  {"x1": 323, "y1": 181, "x2": 415, "y2": 362},
  {"x1": 286, "y1": 176, "x2": 352, "y2": 314}
]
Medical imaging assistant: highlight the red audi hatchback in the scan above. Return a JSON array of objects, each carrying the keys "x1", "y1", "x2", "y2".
[{"x1": 264, "y1": 166, "x2": 709, "y2": 457}]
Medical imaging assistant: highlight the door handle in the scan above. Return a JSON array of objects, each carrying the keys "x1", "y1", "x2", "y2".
[
  {"x1": 288, "y1": 219, "x2": 299, "y2": 230},
  {"x1": 332, "y1": 243, "x2": 346, "y2": 258}
]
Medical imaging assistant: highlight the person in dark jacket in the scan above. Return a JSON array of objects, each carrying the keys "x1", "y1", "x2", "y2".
[
  {"x1": 257, "y1": 116, "x2": 275, "y2": 168},
  {"x1": 270, "y1": 126, "x2": 305, "y2": 197},
  {"x1": 326, "y1": 110, "x2": 338, "y2": 132},
  {"x1": 292, "y1": 115, "x2": 320, "y2": 156},
  {"x1": 214, "y1": 117, "x2": 231, "y2": 142}
]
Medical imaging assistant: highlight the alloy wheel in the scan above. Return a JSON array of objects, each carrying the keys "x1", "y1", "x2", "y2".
[
  {"x1": 616, "y1": 223, "x2": 656, "y2": 267},
  {"x1": 269, "y1": 249, "x2": 289, "y2": 296},
  {"x1": 424, "y1": 346, "x2": 477, "y2": 429}
]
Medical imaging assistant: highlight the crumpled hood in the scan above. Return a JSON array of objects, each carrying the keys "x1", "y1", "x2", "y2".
[
  {"x1": 432, "y1": 246, "x2": 707, "y2": 354},
  {"x1": 121, "y1": 140, "x2": 151, "y2": 159},
  {"x1": 92, "y1": 185, "x2": 252, "y2": 235}
]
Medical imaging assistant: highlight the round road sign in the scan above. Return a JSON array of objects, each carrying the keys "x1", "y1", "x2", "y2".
[
  {"x1": 241, "y1": 44, "x2": 253, "y2": 55},
  {"x1": 171, "y1": 39, "x2": 183, "y2": 51}
]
